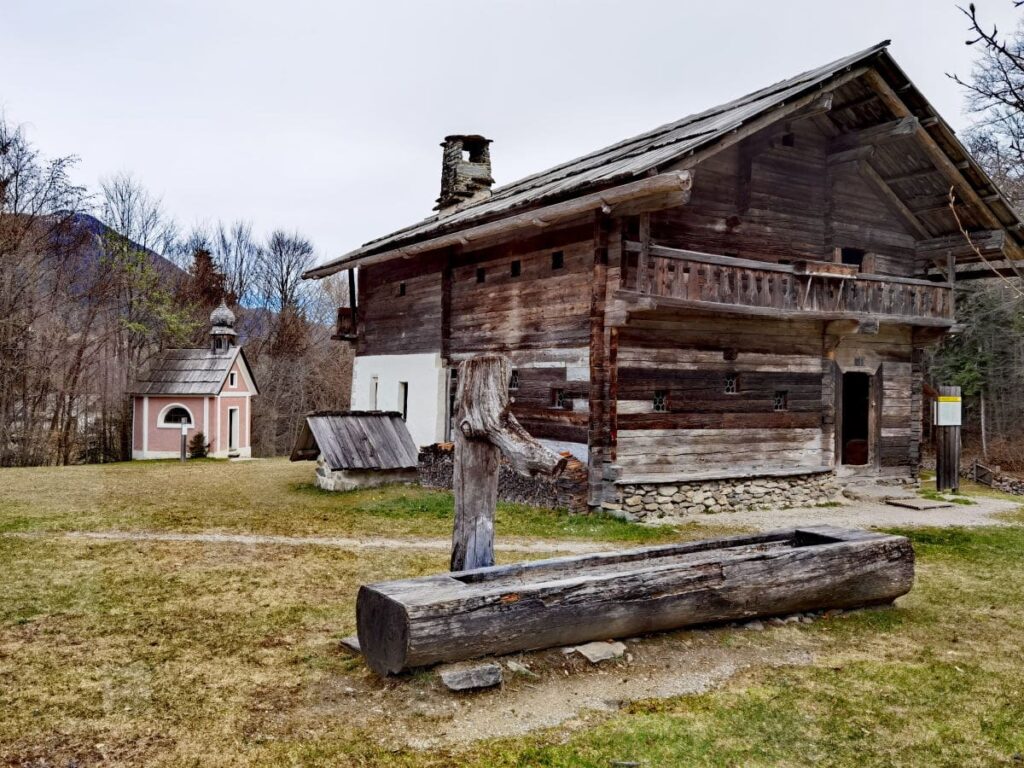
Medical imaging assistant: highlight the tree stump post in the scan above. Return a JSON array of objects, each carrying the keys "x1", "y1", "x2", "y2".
[{"x1": 451, "y1": 354, "x2": 567, "y2": 571}]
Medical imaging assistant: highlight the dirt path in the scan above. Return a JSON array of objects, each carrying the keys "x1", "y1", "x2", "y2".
[
  {"x1": 695, "y1": 495, "x2": 1020, "y2": 531},
  {"x1": 9, "y1": 530, "x2": 610, "y2": 555}
]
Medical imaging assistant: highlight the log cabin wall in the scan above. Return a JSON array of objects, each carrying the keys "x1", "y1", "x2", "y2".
[
  {"x1": 612, "y1": 314, "x2": 831, "y2": 483},
  {"x1": 653, "y1": 118, "x2": 919, "y2": 277},
  {"x1": 449, "y1": 224, "x2": 592, "y2": 445},
  {"x1": 358, "y1": 252, "x2": 445, "y2": 357}
]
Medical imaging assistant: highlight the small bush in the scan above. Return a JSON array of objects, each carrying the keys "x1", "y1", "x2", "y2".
[{"x1": 188, "y1": 432, "x2": 209, "y2": 459}]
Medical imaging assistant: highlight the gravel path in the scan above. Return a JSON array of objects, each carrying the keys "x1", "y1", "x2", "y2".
[
  {"x1": 691, "y1": 494, "x2": 1020, "y2": 531},
  {"x1": 14, "y1": 530, "x2": 608, "y2": 554}
]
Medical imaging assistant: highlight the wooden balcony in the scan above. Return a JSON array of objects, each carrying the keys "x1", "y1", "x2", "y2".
[
  {"x1": 620, "y1": 243, "x2": 954, "y2": 327},
  {"x1": 332, "y1": 307, "x2": 358, "y2": 341}
]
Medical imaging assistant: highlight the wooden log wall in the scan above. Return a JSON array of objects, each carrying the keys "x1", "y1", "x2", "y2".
[
  {"x1": 447, "y1": 224, "x2": 595, "y2": 445},
  {"x1": 357, "y1": 252, "x2": 446, "y2": 356},
  {"x1": 613, "y1": 315, "x2": 830, "y2": 481},
  {"x1": 654, "y1": 117, "x2": 919, "y2": 277}
]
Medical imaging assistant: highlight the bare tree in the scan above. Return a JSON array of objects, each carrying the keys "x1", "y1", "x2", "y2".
[
  {"x1": 950, "y1": 3, "x2": 1024, "y2": 206},
  {"x1": 258, "y1": 229, "x2": 315, "y2": 313}
]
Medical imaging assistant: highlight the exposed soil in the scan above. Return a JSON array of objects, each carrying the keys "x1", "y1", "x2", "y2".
[{"x1": 261, "y1": 620, "x2": 828, "y2": 750}]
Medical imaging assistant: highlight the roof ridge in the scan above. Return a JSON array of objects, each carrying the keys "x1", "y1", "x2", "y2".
[{"x1": 310, "y1": 40, "x2": 891, "y2": 276}]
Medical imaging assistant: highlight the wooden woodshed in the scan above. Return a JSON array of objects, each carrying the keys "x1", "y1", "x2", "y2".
[{"x1": 290, "y1": 411, "x2": 419, "y2": 491}]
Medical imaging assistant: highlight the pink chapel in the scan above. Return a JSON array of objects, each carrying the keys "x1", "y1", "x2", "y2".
[{"x1": 130, "y1": 301, "x2": 258, "y2": 459}]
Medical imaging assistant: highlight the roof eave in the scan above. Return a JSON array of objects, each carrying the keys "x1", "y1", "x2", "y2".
[{"x1": 304, "y1": 171, "x2": 694, "y2": 277}]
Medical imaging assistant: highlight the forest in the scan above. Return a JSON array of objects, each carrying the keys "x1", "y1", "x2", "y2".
[
  {"x1": 929, "y1": 2, "x2": 1024, "y2": 469},
  {"x1": 0, "y1": 124, "x2": 351, "y2": 466}
]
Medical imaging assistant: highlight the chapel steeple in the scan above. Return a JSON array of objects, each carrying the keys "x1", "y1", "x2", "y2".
[{"x1": 209, "y1": 300, "x2": 237, "y2": 354}]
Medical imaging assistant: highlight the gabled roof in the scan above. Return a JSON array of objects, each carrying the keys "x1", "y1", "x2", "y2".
[
  {"x1": 290, "y1": 411, "x2": 419, "y2": 470},
  {"x1": 306, "y1": 40, "x2": 1024, "y2": 279},
  {"x1": 130, "y1": 347, "x2": 257, "y2": 396}
]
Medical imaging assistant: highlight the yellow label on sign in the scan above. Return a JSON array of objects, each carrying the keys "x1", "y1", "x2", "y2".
[{"x1": 937, "y1": 396, "x2": 962, "y2": 403}]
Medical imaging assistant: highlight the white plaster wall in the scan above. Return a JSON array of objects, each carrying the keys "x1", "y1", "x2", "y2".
[{"x1": 352, "y1": 353, "x2": 447, "y2": 447}]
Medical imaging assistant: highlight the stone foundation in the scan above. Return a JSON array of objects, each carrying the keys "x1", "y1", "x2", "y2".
[
  {"x1": 614, "y1": 472, "x2": 840, "y2": 522},
  {"x1": 419, "y1": 443, "x2": 588, "y2": 513},
  {"x1": 315, "y1": 459, "x2": 419, "y2": 492}
]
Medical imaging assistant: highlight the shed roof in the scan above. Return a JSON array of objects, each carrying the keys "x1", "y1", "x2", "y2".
[
  {"x1": 305, "y1": 39, "x2": 1024, "y2": 278},
  {"x1": 130, "y1": 347, "x2": 255, "y2": 396},
  {"x1": 290, "y1": 411, "x2": 419, "y2": 471}
]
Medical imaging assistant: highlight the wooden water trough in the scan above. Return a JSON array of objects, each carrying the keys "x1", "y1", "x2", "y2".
[{"x1": 356, "y1": 525, "x2": 914, "y2": 676}]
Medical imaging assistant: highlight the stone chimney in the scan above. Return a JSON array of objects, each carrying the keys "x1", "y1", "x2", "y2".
[{"x1": 435, "y1": 135, "x2": 494, "y2": 212}]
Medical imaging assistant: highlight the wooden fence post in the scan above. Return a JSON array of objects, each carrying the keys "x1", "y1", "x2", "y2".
[{"x1": 451, "y1": 354, "x2": 567, "y2": 571}]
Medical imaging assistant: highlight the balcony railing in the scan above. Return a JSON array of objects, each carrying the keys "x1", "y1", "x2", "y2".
[{"x1": 620, "y1": 243, "x2": 954, "y2": 326}]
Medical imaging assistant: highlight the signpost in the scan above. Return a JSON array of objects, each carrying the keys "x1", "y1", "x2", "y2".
[
  {"x1": 180, "y1": 417, "x2": 188, "y2": 462},
  {"x1": 934, "y1": 385, "x2": 961, "y2": 492}
]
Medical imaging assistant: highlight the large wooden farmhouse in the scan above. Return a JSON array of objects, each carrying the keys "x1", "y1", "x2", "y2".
[{"x1": 306, "y1": 42, "x2": 1024, "y2": 515}]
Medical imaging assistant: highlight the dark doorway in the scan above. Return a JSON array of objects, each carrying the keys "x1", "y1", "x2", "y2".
[{"x1": 842, "y1": 372, "x2": 871, "y2": 465}]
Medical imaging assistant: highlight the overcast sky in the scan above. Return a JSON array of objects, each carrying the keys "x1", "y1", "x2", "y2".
[{"x1": 3, "y1": 1, "x2": 1020, "y2": 267}]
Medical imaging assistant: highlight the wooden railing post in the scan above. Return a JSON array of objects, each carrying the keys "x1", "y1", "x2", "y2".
[{"x1": 451, "y1": 354, "x2": 567, "y2": 571}]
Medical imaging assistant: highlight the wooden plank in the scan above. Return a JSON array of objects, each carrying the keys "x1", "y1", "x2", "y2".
[
  {"x1": 356, "y1": 526, "x2": 915, "y2": 675},
  {"x1": 827, "y1": 117, "x2": 919, "y2": 154}
]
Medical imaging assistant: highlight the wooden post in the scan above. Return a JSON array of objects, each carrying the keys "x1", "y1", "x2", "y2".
[
  {"x1": 451, "y1": 354, "x2": 567, "y2": 571},
  {"x1": 935, "y1": 385, "x2": 961, "y2": 492}
]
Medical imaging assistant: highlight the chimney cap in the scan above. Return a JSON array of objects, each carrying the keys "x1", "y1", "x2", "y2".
[{"x1": 441, "y1": 134, "x2": 491, "y2": 146}]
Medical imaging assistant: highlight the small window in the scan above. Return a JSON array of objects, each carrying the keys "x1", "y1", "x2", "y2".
[
  {"x1": 398, "y1": 282, "x2": 406, "y2": 296},
  {"x1": 840, "y1": 247, "x2": 865, "y2": 268},
  {"x1": 510, "y1": 260, "x2": 521, "y2": 277},
  {"x1": 653, "y1": 390, "x2": 668, "y2": 412},
  {"x1": 370, "y1": 376, "x2": 379, "y2": 410},
  {"x1": 509, "y1": 369, "x2": 520, "y2": 391},
  {"x1": 229, "y1": 371, "x2": 238, "y2": 388},
  {"x1": 476, "y1": 267, "x2": 486, "y2": 283},
  {"x1": 553, "y1": 388, "x2": 570, "y2": 410},
  {"x1": 398, "y1": 381, "x2": 408, "y2": 421},
  {"x1": 162, "y1": 406, "x2": 192, "y2": 426},
  {"x1": 724, "y1": 374, "x2": 738, "y2": 394},
  {"x1": 551, "y1": 251, "x2": 564, "y2": 270},
  {"x1": 773, "y1": 391, "x2": 789, "y2": 412}
]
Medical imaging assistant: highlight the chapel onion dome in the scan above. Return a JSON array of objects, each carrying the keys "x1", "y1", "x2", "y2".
[
  {"x1": 209, "y1": 300, "x2": 237, "y2": 337},
  {"x1": 210, "y1": 300, "x2": 236, "y2": 329}
]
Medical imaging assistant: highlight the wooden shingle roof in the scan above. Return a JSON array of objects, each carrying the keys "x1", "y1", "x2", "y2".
[
  {"x1": 305, "y1": 39, "x2": 1024, "y2": 279},
  {"x1": 290, "y1": 411, "x2": 419, "y2": 471},
  {"x1": 130, "y1": 347, "x2": 253, "y2": 396},
  {"x1": 306, "y1": 42, "x2": 893, "y2": 277}
]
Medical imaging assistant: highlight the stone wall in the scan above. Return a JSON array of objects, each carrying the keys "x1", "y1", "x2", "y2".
[
  {"x1": 419, "y1": 443, "x2": 588, "y2": 513},
  {"x1": 316, "y1": 458, "x2": 418, "y2": 492},
  {"x1": 960, "y1": 465, "x2": 1024, "y2": 496},
  {"x1": 613, "y1": 472, "x2": 840, "y2": 522}
]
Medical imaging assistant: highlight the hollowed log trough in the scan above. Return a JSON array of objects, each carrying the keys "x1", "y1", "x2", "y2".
[{"x1": 356, "y1": 525, "x2": 914, "y2": 676}]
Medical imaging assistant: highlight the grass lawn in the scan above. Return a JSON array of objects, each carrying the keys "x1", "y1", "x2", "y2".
[{"x1": 1, "y1": 459, "x2": 1023, "y2": 766}]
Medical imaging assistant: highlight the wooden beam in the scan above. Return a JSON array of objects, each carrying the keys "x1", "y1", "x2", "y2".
[
  {"x1": 917, "y1": 230, "x2": 1006, "y2": 260},
  {"x1": 863, "y1": 70, "x2": 1002, "y2": 230},
  {"x1": 827, "y1": 117, "x2": 920, "y2": 155},
  {"x1": 587, "y1": 213, "x2": 612, "y2": 507},
  {"x1": 857, "y1": 161, "x2": 931, "y2": 238}
]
